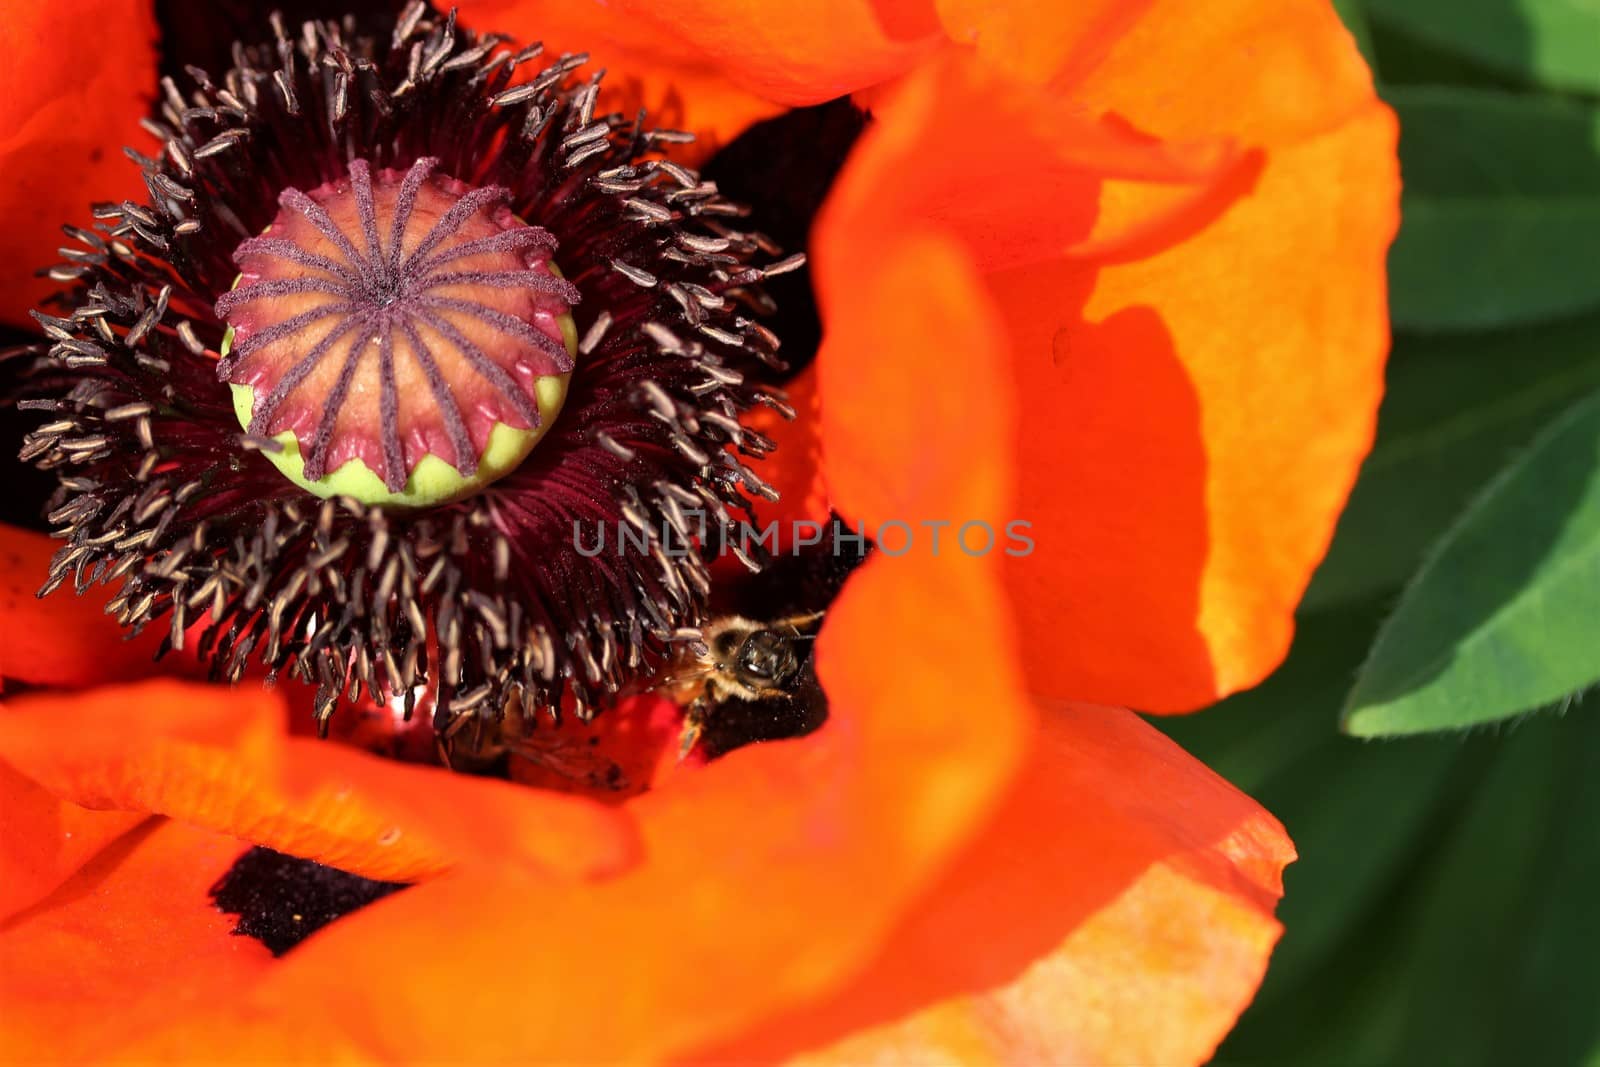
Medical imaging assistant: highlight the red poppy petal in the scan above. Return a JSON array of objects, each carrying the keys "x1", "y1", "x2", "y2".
[
  {"x1": 116, "y1": 544, "x2": 1031, "y2": 1063},
  {"x1": 0, "y1": 819, "x2": 278, "y2": 1064},
  {"x1": 0, "y1": 523, "x2": 175, "y2": 687},
  {"x1": 984, "y1": 0, "x2": 1395, "y2": 708},
  {"x1": 474, "y1": 0, "x2": 941, "y2": 107},
  {"x1": 822, "y1": 54, "x2": 1247, "y2": 279},
  {"x1": 697, "y1": 702, "x2": 1292, "y2": 1065},
  {"x1": 938, "y1": 0, "x2": 1373, "y2": 139},
  {"x1": 995, "y1": 104, "x2": 1397, "y2": 710},
  {"x1": 0, "y1": 679, "x2": 638, "y2": 883},
  {"x1": 936, "y1": 0, "x2": 1152, "y2": 87},
  {"x1": 1071, "y1": 0, "x2": 1380, "y2": 144},
  {"x1": 453, "y1": 0, "x2": 783, "y2": 162},
  {"x1": 814, "y1": 227, "x2": 1014, "y2": 529},
  {"x1": 0, "y1": 763, "x2": 144, "y2": 921},
  {"x1": 811, "y1": 56, "x2": 1245, "y2": 532},
  {"x1": 611, "y1": 0, "x2": 942, "y2": 105},
  {"x1": 819, "y1": 33, "x2": 1396, "y2": 710},
  {"x1": 0, "y1": 0, "x2": 157, "y2": 327}
]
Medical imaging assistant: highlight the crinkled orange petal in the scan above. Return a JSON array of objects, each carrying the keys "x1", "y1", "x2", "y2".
[
  {"x1": 0, "y1": 0, "x2": 156, "y2": 326},
  {"x1": 596, "y1": 0, "x2": 941, "y2": 105},
  {"x1": 453, "y1": 0, "x2": 783, "y2": 163},
  {"x1": 0, "y1": 762, "x2": 144, "y2": 920},
  {"x1": 811, "y1": 54, "x2": 1251, "y2": 537},
  {"x1": 999, "y1": 0, "x2": 1393, "y2": 708},
  {"x1": 936, "y1": 0, "x2": 1152, "y2": 87},
  {"x1": 994, "y1": 104, "x2": 1397, "y2": 711},
  {"x1": 0, "y1": 819, "x2": 279, "y2": 1064},
  {"x1": 939, "y1": 0, "x2": 1373, "y2": 127},
  {"x1": 0, "y1": 679, "x2": 638, "y2": 883},
  {"x1": 698, "y1": 702, "x2": 1293, "y2": 1065},
  {"x1": 821, "y1": 55, "x2": 1248, "y2": 279},
  {"x1": 0, "y1": 523, "x2": 172, "y2": 687},
  {"x1": 113, "y1": 231, "x2": 1031, "y2": 1063},
  {"x1": 471, "y1": 0, "x2": 940, "y2": 109},
  {"x1": 119, "y1": 547, "x2": 1030, "y2": 1064},
  {"x1": 814, "y1": 227, "x2": 1014, "y2": 530},
  {"x1": 1070, "y1": 0, "x2": 1380, "y2": 144},
  {"x1": 818, "y1": 32, "x2": 1396, "y2": 710}
]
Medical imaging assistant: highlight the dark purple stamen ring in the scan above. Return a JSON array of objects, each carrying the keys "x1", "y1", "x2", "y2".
[{"x1": 19, "y1": 2, "x2": 800, "y2": 749}]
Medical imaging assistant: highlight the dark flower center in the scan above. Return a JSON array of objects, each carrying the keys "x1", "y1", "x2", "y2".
[{"x1": 15, "y1": 4, "x2": 867, "y2": 766}]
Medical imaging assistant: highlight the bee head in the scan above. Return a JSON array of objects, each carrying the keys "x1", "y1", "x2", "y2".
[{"x1": 734, "y1": 630, "x2": 801, "y2": 689}]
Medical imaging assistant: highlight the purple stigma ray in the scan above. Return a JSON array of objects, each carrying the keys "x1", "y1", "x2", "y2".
[
  {"x1": 423, "y1": 270, "x2": 582, "y2": 302},
  {"x1": 401, "y1": 185, "x2": 514, "y2": 271},
  {"x1": 398, "y1": 315, "x2": 479, "y2": 475},
  {"x1": 247, "y1": 314, "x2": 370, "y2": 431},
  {"x1": 419, "y1": 295, "x2": 576, "y2": 372},
  {"x1": 348, "y1": 160, "x2": 387, "y2": 277},
  {"x1": 419, "y1": 228, "x2": 559, "y2": 273},
  {"x1": 278, "y1": 187, "x2": 369, "y2": 273},
  {"x1": 231, "y1": 237, "x2": 362, "y2": 286},
  {"x1": 377, "y1": 318, "x2": 407, "y2": 492},
  {"x1": 214, "y1": 275, "x2": 350, "y2": 311},
  {"x1": 412, "y1": 309, "x2": 544, "y2": 429},
  {"x1": 385, "y1": 157, "x2": 438, "y2": 278},
  {"x1": 302, "y1": 318, "x2": 381, "y2": 481},
  {"x1": 218, "y1": 301, "x2": 354, "y2": 376}
]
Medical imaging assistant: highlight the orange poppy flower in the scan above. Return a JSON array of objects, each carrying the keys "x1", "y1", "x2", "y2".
[{"x1": 0, "y1": 0, "x2": 1395, "y2": 1064}]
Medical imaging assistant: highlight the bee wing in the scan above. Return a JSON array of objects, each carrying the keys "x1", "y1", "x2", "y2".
[{"x1": 505, "y1": 737, "x2": 628, "y2": 790}]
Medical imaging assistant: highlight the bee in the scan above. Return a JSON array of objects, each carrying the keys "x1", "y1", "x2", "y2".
[
  {"x1": 437, "y1": 696, "x2": 632, "y2": 789},
  {"x1": 664, "y1": 609, "x2": 829, "y2": 758}
]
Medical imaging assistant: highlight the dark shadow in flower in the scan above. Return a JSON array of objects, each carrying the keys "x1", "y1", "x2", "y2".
[
  {"x1": 0, "y1": 326, "x2": 57, "y2": 532},
  {"x1": 210, "y1": 845, "x2": 409, "y2": 957},
  {"x1": 704, "y1": 101, "x2": 867, "y2": 381}
]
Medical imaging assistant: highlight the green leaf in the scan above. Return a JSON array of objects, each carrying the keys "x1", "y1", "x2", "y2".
[
  {"x1": 1305, "y1": 311, "x2": 1600, "y2": 609},
  {"x1": 1157, "y1": 602, "x2": 1464, "y2": 981},
  {"x1": 1165, "y1": 608, "x2": 1600, "y2": 1065},
  {"x1": 1367, "y1": 18, "x2": 1529, "y2": 89},
  {"x1": 1216, "y1": 708, "x2": 1600, "y2": 1067},
  {"x1": 1344, "y1": 387, "x2": 1600, "y2": 737},
  {"x1": 1365, "y1": 0, "x2": 1600, "y2": 94},
  {"x1": 1332, "y1": 0, "x2": 1376, "y2": 65},
  {"x1": 1386, "y1": 87, "x2": 1600, "y2": 330},
  {"x1": 1391, "y1": 199, "x2": 1600, "y2": 330},
  {"x1": 1393, "y1": 87, "x2": 1600, "y2": 198}
]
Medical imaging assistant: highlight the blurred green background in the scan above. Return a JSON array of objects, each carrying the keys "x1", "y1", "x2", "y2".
[{"x1": 1155, "y1": 2, "x2": 1600, "y2": 1062}]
